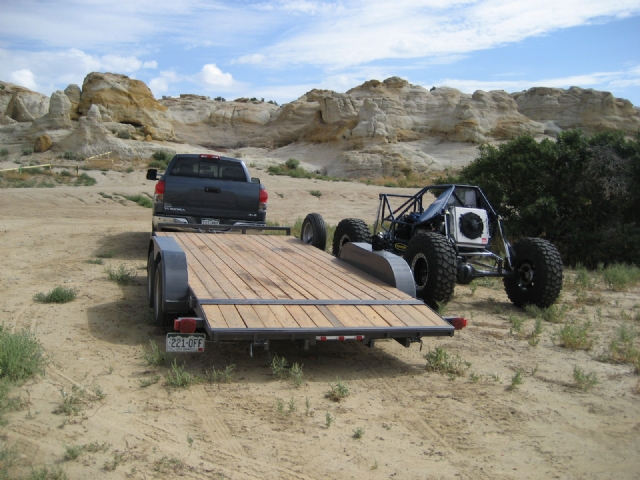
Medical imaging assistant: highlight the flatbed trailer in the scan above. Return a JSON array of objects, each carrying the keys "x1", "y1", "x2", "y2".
[{"x1": 147, "y1": 227, "x2": 460, "y2": 353}]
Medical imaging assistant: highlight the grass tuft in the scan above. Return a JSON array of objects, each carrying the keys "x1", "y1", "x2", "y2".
[
  {"x1": 105, "y1": 264, "x2": 136, "y2": 285},
  {"x1": 552, "y1": 321, "x2": 596, "y2": 351},
  {"x1": 602, "y1": 263, "x2": 640, "y2": 291},
  {"x1": 33, "y1": 286, "x2": 76, "y2": 304},
  {"x1": 165, "y1": 359, "x2": 200, "y2": 388},
  {"x1": 0, "y1": 325, "x2": 47, "y2": 381},
  {"x1": 206, "y1": 364, "x2": 236, "y2": 383},
  {"x1": 325, "y1": 378, "x2": 350, "y2": 402},
  {"x1": 424, "y1": 346, "x2": 471, "y2": 376},
  {"x1": 142, "y1": 340, "x2": 166, "y2": 366},
  {"x1": 573, "y1": 366, "x2": 599, "y2": 391}
]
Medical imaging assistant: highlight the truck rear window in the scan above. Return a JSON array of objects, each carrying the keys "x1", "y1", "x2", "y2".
[{"x1": 170, "y1": 158, "x2": 247, "y2": 181}]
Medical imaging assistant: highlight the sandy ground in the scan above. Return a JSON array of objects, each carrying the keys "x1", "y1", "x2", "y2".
[{"x1": 1, "y1": 168, "x2": 639, "y2": 479}]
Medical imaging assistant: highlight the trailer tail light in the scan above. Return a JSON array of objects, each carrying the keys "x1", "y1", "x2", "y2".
[
  {"x1": 259, "y1": 185, "x2": 268, "y2": 212},
  {"x1": 449, "y1": 317, "x2": 468, "y2": 330},
  {"x1": 174, "y1": 318, "x2": 197, "y2": 333},
  {"x1": 154, "y1": 179, "x2": 165, "y2": 203},
  {"x1": 316, "y1": 335, "x2": 364, "y2": 342}
]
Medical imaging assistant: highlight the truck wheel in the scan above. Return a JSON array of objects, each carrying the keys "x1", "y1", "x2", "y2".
[
  {"x1": 403, "y1": 233, "x2": 457, "y2": 308},
  {"x1": 300, "y1": 213, "x2": 327, "y2": 251},
  {"x1": 147, "y1": 251, "x2": 155, "y2": 308},
  {"x1": 332, "y1": 218, "x2": 371, "y2": 257},
  {"x1": 504, "y1": 238, "x2": 563, "y2": 308},
  {"x1": 153, "y1": 259, "x2": 176, "y2": 327}
]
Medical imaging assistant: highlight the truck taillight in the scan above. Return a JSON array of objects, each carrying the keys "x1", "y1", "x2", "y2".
[
  {"x1": 154, "y1": 180, "x2": 165, "y2": 203},
  {"x1": 259, "y1": 185, "x2": 268, "y2": 212}
]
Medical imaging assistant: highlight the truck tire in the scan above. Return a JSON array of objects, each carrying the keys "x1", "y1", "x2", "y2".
[
  {"x1": 504, "y1": 238, "x2": 563, "y2": 308},
  {"x1": 300, "y1": 213, "x2": 327, "y2": 251},
  {"x1": 403, "y1": 232, "x2": 457, "y2": 308},
  {"x1": 332, "y1": 218, "x2": 371, "y2": 257},
  {"x1": 153, "y1": 259, "x2": 176, "y2": 327},
  {"x1": 147, "y1": 251, "x2": 155, "y2": 308}
]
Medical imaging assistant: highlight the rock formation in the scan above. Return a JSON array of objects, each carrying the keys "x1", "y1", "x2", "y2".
[{"x1": 0, "y1": 81, "x2": 49, "y2": 123}]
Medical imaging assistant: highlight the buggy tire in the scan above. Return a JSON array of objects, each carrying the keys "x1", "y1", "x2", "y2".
[
  {"x1": 153, "y1": 259, "x2": 177, "y2": 327},
  {"x1": 300, "y1": 213, "x2": 327, "y2": 251},
  {"x1": 147, "y1": 251, "x2": 155, "y2": 308},
  {"x1": 503, "y1": 238, "x2": 563, "y2": 308},
  {"x1": 332, "y1": 218, "x2": 371, "y2": 257},
  {"x1": 403, "y1": 233, "x2": 457, "y2": 308}
]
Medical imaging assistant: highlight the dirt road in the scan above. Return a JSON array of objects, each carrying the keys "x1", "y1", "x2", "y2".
[{"x1": 1, "y1": 169, "x2": 639, "y2": 479}]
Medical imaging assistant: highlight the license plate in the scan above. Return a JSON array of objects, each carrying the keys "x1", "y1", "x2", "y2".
[
  {"x1": 166, "y1": 333, "x2": 206, "y2": 352},
  {"x1": 202, "y1": 219, "x2": 219, "y2": 225}
]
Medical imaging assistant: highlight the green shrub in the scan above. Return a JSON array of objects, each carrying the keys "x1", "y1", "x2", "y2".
[
  {"x1": 117, "y1": 130, "x2": 131, "y2": 139},
  {"x1": 151, "y1": 150, "x2": 175, "y2": 163},
  {"x1": 285, "y1": 158, "x2": 300, "y2": 169},
  {"x1": 105, "y1": 264, "x2": 136, "y2": 285},
  {"x1": 553, "y1": 321, "x2": 596, "y2": 351},
  {"x1": 33, "y1": 286, "x2": 76, "y2": 303},
  {"x1": 424, "y1": 346, "x2": 471, "y2": 376},
  {"x1": 0, "y1": 148, "x2": 8, "y2": 157},
  {"x1": 74, "y1": 173, "x2": 96, "y2": 186},
  {"x1": 63, "y1": 151, "x2": 78, "y2": 160},
  {"x1": 0, "y1": 325, "x2": 47, "y2": 381},
  {"x1": 123, "y1": 194, "x2": 153, "y2": 208},
  {"x1": 22, "y1": 148, "x2": 34, "y2": 156},
  {"x1": 450, "y1": 130, "x2": 640, "y2": 267}
]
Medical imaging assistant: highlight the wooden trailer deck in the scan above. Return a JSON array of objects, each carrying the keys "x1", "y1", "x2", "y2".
[{"x1": 156, "y1": 232, "x2": 453, "y2": 338}]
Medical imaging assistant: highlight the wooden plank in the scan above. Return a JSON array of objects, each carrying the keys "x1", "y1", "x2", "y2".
[
  {"x1": 252, "y1": 305, "x2": 284, "y2": 329},
  {"x1": 318, "y1": 306, "x2": 346, "y2": 328},
  {"x1": 236, "y1": 305, "x2": 266, "y2": 329},
  {"x1": 301, "y1": 306, "x2": 334, "y2": 328},
  {"x1": 327, "y1": 305, "x2": 374, "y2": 328},
  {"x1": 399, "y1": 305, "x2": 445, "y2": 327},
  {"x1": 371, "y1": 305, "x2": 407, "y2": 327},
  {"x1": 356, "y1": 305, "x2": 393, "y2": 328},
  {"x1": 267, "y1": 304, "x2": 302, "y2": 329},
  {"x1": 207, "y1": 235, "x2": 318, "y2": 300},
  {"x1": 219, "y1": 305, "x2": 247, "y2": 328},
  {"x1": 285, "y1": 305, "x2": 316, "y2": 328},
  {"x1": 264, "y1": 236, "x2": 406, "y2": 300},
  {"x1": 201, "y1": 305, "x2": 229, "y2": 329}
]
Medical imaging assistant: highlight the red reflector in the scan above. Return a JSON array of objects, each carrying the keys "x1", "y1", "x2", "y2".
[
  {"x1": 199, "y1": 154, "x2": 220, "y2": 159},
  {"x1": 356, "y1": 336, "x2": 363, "y2": 341},
  {"x1": 155, "y1": 180, "x2": 165, "y2": 195},
  {"x1": 179, "y1": 318, "x2": 197, "y2": 333},
  {"x1": 259, "y1": 188, "x2": 268, "y2": 203},
  {"x1": 338, "y1": 336, "x2": 345, "y2": 341},
  {"x1": 450, "y1": 317, "x2": 468, "y2": 330},
  {"x1": 319, "y1": 336, "x2": 327, "y2": 341}
]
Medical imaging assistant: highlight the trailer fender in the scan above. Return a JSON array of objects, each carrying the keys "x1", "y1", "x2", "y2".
[
  {"x1": 339, "y1": 242, "x2": 416, "y2": 298},
  {"x1": 150, "y1": 236, "x2": 190, "y2": 314}
]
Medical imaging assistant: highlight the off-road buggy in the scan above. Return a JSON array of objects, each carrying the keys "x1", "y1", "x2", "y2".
[{"x1": 331, "y1": 184, "x2": 563, "y2": 309}]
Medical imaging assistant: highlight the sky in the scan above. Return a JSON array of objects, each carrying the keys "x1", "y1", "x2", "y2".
[{"x1": 1, "y1": 0, "x2": 640, "y2": 106}]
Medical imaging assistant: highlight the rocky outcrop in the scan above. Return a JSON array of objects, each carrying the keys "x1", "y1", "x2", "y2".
[
  {"x1": 64, "y1": 84, "x2": 82, "y2": 120},
  {"x1": 78, "y1": 72, "x2": 175, "y2": 140},
  {"x1": 0, "y1": 82, "x2": 49, "y2": 123},
  {"x1": 512, "y1": 87, "x2": 640, "y2": 134}
]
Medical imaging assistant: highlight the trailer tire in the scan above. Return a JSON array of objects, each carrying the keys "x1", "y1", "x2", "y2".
[
  {"x1": 300, "y1": 213, "x2": 327, "y2": 251},
  {"x1": 504, "y1": 238, "x2": 563, "y2": 308},
  {"x1": 403, "y1": 232, "x2": 457, "y2": 308},
  {"x1": 153, "y1": 259, "x2": 176, "y2": 327},
  {"x1": 332, "y1": 218, "x2": 371, "y2": 257},
  {"x1": 147, "y1": 251, "x2": 155, "y2": 308}
]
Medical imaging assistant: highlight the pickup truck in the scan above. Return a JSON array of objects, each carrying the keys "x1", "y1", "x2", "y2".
[{"x1": 146, "y1": 153, "x2": 268, "y2": 232}]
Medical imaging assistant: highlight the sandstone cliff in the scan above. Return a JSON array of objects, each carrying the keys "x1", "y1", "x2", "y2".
[{"x1": 1, "y1": 73, "x2": 639, "y2": 178}]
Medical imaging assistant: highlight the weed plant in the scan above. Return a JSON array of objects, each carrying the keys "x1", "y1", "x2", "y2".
[
  {"x1": 289, "y1": 362, "x2": 305, "y2": 387},
  {"x1": 96, "y1": 251, "x2": 114, "y2": 258},
  {"x1": 528, "y1": 318, "x2": 544, "y2": 346},
  {"x1": 573, "y1": 366, "x2": 599, "y2": 391},
  {"x1": 508, "y1": 315, "x2": 525, "y2": 337},
  {"x1": 0, "y1": 148, "x2": 8, "y2": 156},
  {"x1": 309, "y1": 190, "x2": 322, "y2": 197},
  {"x1": 206, "y1": 364, "x2": 236, "y2": 383},
  {"x1": 553, "y1": 321, "x2": 596, "y2": 351},
  {"x1": 139, "y1": 375, "x2": 161, "y2": 388},
  {"x1": 325, "y1": 378, "x2": 350, "y2": 402},
  {"x1": 0, "y1": 325, "x2": 47, "y2": 381},
  {"x1": 85, "y1": 258, "x2": 104, "y2": 265},
  {"x1": 33, "y1": 286, "x2": 76, "y2": 304},
  {"x1": 53, "y1": 386, "x2": 85, "y2": 416},
  {"x1": 325, "y1": 412, "x2": 334, "y2": 427},
  {"x1": 64, "y1": 445, "x2": 83, "y2": 461},
  {"x1": 525, "y1": 304, "x2": 569, "y2": 324},
  {"x1": 269, "y1": 354, "x2": 289, "y2": 379},
  {"x1": 603, "y1": 263, "x2": 640, "y2": 291},
  {"x1": 165, "y1": 359, "x2": 199, "y2": 388},
  {"x1": 105, "y1": 264, "x2": 136, "y2": 285},
  {"x1": 424, "y1": 346, "x2": 471, "y2": 376},
  {"x1": 122, "y1": 194, "x2": 153, "y2": 208},
  {"x1": 352, "y1": 427, "x2": 365, "y2": 439},
  {"x1": 142, "y1": 341, "x2": 166, "y2": 366},
  {"x1": 601, "y1": 325, "x2": 639, "y2": 365},
  {"x1": 508, "y1": 369, "x2": 524, "y2": 391}
]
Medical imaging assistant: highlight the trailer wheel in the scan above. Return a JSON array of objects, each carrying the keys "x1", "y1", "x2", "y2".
[
  {"x1": 300, "y1": 213, "x2": 327, "y2": 251},
  {"x1": 147, "y1": 251, "x2": 155, "y2": 308},
  {"x1": 403, "y1": 233, "x2": 457, "y2": 308},
  {"x1": 504, "y1": 238, "x2": 563, "y2": 308},
  {"x1": 332, "y1": 218, "x2": 371, "y2": 257},
  {"x1": 153, "y1": 259, "x2": 176, "y2": 327}
]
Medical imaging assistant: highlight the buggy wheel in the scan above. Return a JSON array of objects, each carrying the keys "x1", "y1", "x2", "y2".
[
  {"x1": 153, "y1": 259, "x2": 176, "y2": 327},
  {"x1": 147, "y1": 251, "x2": 155, "y2": 308},
  {"x1": 503, "y1": 238, "x2": 563, "y2": 308},
  {"x1": 403, "y1": 233, "x2": 457, "y2": 308},
  {"x1": 300, "y1": 213, "x2": 327, "y2": 251},
  {"x1": 332, "y1": 218, "x2": 371, "y2": 257}
]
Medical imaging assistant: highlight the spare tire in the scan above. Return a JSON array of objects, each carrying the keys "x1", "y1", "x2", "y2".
[
  {"x1": 332, "y1": 218, "x2": 371, "y2": 257},
  {"x1": 300, "y1": 213, "x2": 327, "y2": 251}
]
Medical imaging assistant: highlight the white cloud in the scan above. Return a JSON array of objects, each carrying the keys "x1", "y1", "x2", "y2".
[
  {"x1": 200, "y1": 64, "x2": 234, "y2": 88},
  {"x1": 235, "y1": 54, "x2": 266, "y2": 65},
  {"x1": 143, "y1": 60, "x2": 158, "y2": 69},
  {"x1": 10, "y1": 69, "x2": 38, "y2": 91},
  {"x1": 149, "y1": 70, "x2": 180, "y2": 96}
]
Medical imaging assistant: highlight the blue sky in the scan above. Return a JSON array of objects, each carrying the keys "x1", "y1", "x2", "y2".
[{"x1": 1, "y1": 0, "x2": 640, "y2": 106}]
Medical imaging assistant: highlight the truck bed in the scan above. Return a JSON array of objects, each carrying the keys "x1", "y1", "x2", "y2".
[{"x1": 155, "y1": 232, "x2": 454, "y2": 343}]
